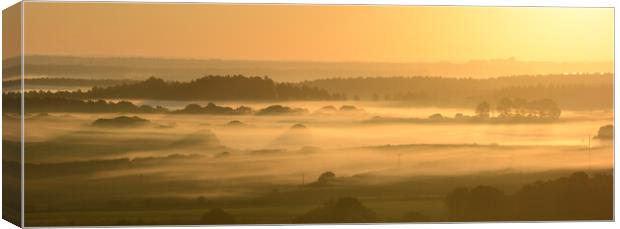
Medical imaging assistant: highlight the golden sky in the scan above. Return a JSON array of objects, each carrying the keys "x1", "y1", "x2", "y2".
[{"x1": 23, "y1": 3, "x2": 613, "y2": 62}]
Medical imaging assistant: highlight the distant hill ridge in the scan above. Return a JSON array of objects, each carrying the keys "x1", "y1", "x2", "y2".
[{"x1": 3, "y1": 55, "x2": 613, "y2": 81}]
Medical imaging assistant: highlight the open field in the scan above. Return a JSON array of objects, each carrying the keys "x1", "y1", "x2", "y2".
[{"x1": 14, "y1": 103, "x2": 613, "y2": 226}]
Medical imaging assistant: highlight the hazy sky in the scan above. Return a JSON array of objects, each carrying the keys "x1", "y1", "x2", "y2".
[{"x1": 23, "y1": 3, "x2": 613, "y2": 62}]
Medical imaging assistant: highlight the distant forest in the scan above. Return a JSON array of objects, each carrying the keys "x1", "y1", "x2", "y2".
[
  {"x1": 302, "y1": 73, "x2": 613, "y2": 109},
  {"x1": 5, "y1": 73, "x2": 613, "y2": 110},
  {"x1": 21, "y1": 76, "x2": 345, "y2": 101}
]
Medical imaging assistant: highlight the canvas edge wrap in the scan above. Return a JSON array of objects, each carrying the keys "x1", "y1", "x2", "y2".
[{"x1": 2, "y1": 1, "x2": 24, "y2": 228}]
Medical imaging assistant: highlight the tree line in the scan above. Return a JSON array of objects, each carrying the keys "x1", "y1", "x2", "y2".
[
  {"x1": 475, "y1": 98, "x2": 561, "y2": 120},
  {"x1": 12, "y1": 74, "x2": 611, "y2": 110},
  {"x1": 2, "y1": 93, "x2": 313, "y2": 116},
  {"x1": 21, "y1": 75, "x2": 345, "y2": 101},
  {"x1": 302, "y1": 74, "x2": 612, "y2": 109}
]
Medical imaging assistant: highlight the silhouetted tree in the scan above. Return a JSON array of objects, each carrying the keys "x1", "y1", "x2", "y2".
[
  {"x1": 339, "y1": 105, "x2": 362, "y2": 112},
  {"x1": 475, "y1": 102, "x2": 491, "y2": 118},
  {"x1": 92, "y1": 116, "x2": 149, "y2": 128},
  {"x1": 496, "y1": 98, "x2": 513, "y2": 117},
  {"x1": 317, "y1": 171, "x2": 336, "y2": 185},
  {"x1": 255, "y1": 105, "x2": 308, "y2": 116},
  {"x1": 594, "y1": 124, "x2": 613, "y2": 140},
  {"x1": 454, "y1": 113, "x2": 466, "y2": 120},
  {"x1": 428, "y1": 113, "x2": 444, "y2": 120}
]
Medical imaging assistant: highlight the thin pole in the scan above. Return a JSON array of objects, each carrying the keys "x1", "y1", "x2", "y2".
[{"x1": 588, "y1": 135, "x2": 592, "y2": 173}]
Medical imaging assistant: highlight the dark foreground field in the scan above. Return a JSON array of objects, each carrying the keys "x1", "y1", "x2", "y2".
[{"x1": 23, "y1": 168, "x2": 612, "y2": 226}]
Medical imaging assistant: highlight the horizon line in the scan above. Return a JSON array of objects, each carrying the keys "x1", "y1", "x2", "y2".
[{"x1": 6, "y1": 54, "x2": 615, "y2": 64}]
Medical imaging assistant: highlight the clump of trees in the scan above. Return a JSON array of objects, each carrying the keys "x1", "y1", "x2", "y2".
[
  {"x1": 314, "y1": 105, "x2": 364, "y2": 115},
  {"x1": 316, "y1": 105, "x2": 338, "y2": 113},
  {"x1": 475, "y1": 98, "x2": 561, "y2": 120},
  {"x1": 174, "y1": 103, "x2": 252, "y2": 115},
  {"x1": 428, "y1": 113, "x2": 445, "y2": 120},
  {"x1": 366, "y1": 98, "x2": 561, "y2": 125},
  {"x1": 594, "y1": 124, "x2": 613, "y2": 140},
  {"x1": 92, "y1": 116, "x2": 150, "y2": 128},
  {"x1": 255, "y1": 105, "x2": 308, "y2": 116},
  {"x1": 475, "y1": 102, "x2": 491, "y2": 118},
  {"x1": 295, "y1": 197, "x2": 376, "y2": 223},
  {"x1": 445, "y1": 171, "x2": 612, "y2": 221},
  {"x1": 291, "y1": 123, "x2": 307, "y2": 129},
  {"x1": 317, "y1": 171, "x2": 336, "y2": 185},
  {"x1": 305, "y1": 171, "x2": 337, "y2": 187},
  {"x1": 338, "y1": 105, "x2": 364, "y2": 112},
  {"x1": 303, "y1": 74, "x2": 613, "y2": 110}
]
